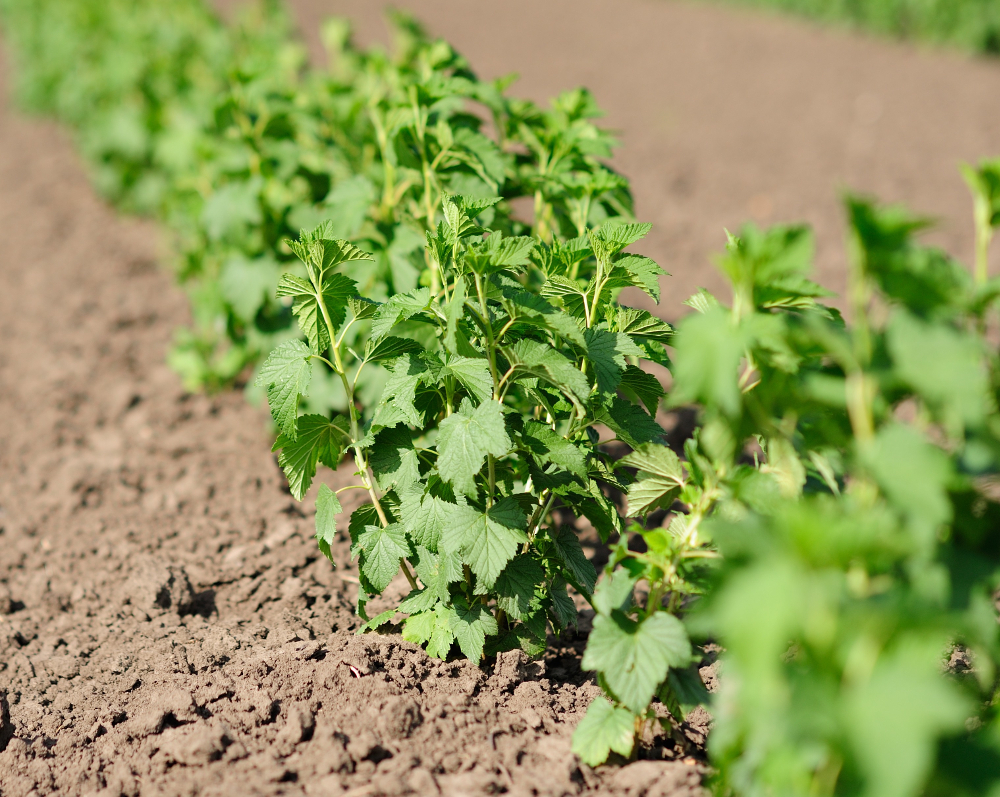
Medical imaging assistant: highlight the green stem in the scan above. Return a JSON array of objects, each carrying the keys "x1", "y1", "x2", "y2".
[{"x1": 974, "y1": 205, "x2": 993, "y2": 286}]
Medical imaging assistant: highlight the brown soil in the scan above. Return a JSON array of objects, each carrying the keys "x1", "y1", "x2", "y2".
[{"x1": 2, "y1": 2, "x2": 1000, "y2": 796}]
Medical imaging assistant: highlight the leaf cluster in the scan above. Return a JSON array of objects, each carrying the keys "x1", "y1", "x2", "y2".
[
  {"x1": 257, "y1": 200, "x2": 672, "y2": 666},
  {"x1": 610, "y1": 186, "x2": 1000, "y2": 794}
]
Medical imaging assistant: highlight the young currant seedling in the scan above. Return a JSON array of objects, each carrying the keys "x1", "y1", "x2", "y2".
[{"x1": 257, "y1": 194, "x2": 674, "y2": 664}]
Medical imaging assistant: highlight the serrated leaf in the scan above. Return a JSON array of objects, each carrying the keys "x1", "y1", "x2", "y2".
[
  {"x1": 540, "y1": 275, "x2": 588, "y2": 318},
  {"x1": 401, "y1": 492, "x2": 453, "y2": 552},
  {"x1": 378, "y1": 354, "x2": 427, "y2": 427},
  {"x1": 594, "y1": 396, "x2": 665, "y2": 448},
  {"x1": 612, "y1": 254, "x2": 666, "y2": 302},
  {"x1": 256, "y1": 339, "x2": 312, "y2": 439},
  {"x1": 357, "y1": 523, "x2": 410, "y2": 592},
  {"x1": 549, "y1": 577, "x2": 578, "y2": 629},
  {"x1": 315, "y1": 483, "x2": 342, "y2": 563},
  {"x1": 370, "y1": 287, "x2": 431, "y2": 341},
  {"x1": 621, "y1": 443, "x2": 685, "y2": 517},
  {"x1": 583, "y1": 611, "x2": 691, "y2": 714},
  {"x1": 619, "y1": 366, "x2": 665, "y2": 415},
  {"x1": 504, "y1": 290, "x2": 586, "y2": 345},
  {"x1": 349, "y1": 296, "x2": 379, "y2": 320},
  {"x1": 584, "y1": 328, "x2": 643, "y2": 394},
  {"x1": 443, "y1": 355, "x2": 493, "y2": 403},
  {"x1": 436, "y1": 398, "x2": 512, "y2": 496},
  {"x1": 615, "y1": 307, "x2": 674, "y2": 342},
  {"x1": 273, "y1": 414, "x2": 350, "y2": 499},
  {"x1": 408, "y1": 545, "x2": 462, "y2": 605},
  {"x1": 683, "y1": 288, "x2": 721, "y2": 314},
  {"x1": 448, "y1": 597, "x2": 499, "y2": 665},
  {"x1": 359, "y1": 609, "x2": 398, "y2": 633},
  {"x1": 572, "y1": 697, "x2": 635, "y2": 767},
  {"x1": 596, "y1": 220, "x2": 652, "y2": 253},
  {"x1": 364, "y1": 335, "x2": 424, "y2": 363},
  {"x1": 521, "y1": 421, "x2": 588, "y2": 477},
  {"x1": 505, "y1": 339, "x2": 590, "y2": 403},
  {"x1": 441, "y1": 497, "x2": 528, "y2": 588},
  {"x1": 369, "y1": 425, "x2": 421, "y2": 492},
  {"x1": 426, "y1": 603, "x2": 459, "y2": 659},
  {"x1": 280, "y1": 272, "x2": 358, "y2": 354},
  {"x1": 481, "y1": 554, "x2": 544, "y2": 620},
  {"x1": 549, "y1": 526, "x2": 597, "y2": 593}
]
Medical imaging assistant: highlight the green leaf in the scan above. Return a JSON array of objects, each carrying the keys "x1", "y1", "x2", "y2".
[
  {"x1": 401, "y1": 492, "x2": 453, "y2": 552},
  {"x1": 364, "y1": 335, "x2": 424, "y2": 363},
  {"x1": 358, "y1": 608, "x2": 398, "y2": 633},
  {"x1": 504, "y1": 290, "x2": 586, "y2": 345},
  {"x1": 582, "y1": 611, "x2": 691, "y2": 714},
  {"x1": 255, "y1": 339, "x2": 312, "y2": 439},
  {"x1": 448, "y1": 597, "x2": 499, "y2": 665},
  {"x1": 861, "y1": 423, "x2": 952, "y2": 545},
  {"x1": 279, "y1": 272, "x2": 358, "y2": 354},
  {"x1": 369, "y1": 426, "x2": 421, "y2": 492},
  {"x1": 356, "y1": 523, "x2": 410, "y2": 592},
  {"x1": 548, "y1": 577, "x2": 578, "y2": 629},
  {"x1": 315, "y1": 484, "x2": 342, "y2": 563},
  {"x1": 886, "y1": 309, "x2": 989, "y2": 427},
  {"x1": 615, "y1": 307, "x2": 674, "y2": 342},
  {"x1": 370, "y1": 287, "x2": 431, "y2": 341},
  {"x1": 443, "y1": 355, "x2": 493, "y2": 403},
  {"x1": 596, "y1": 221, "x2": 652, "y2": 253},
  {"x1": 407, "y1": 545, "x2": 462, "y2": 606},
  {"x1": 378, "y1": 354, "x2": 427, "y2": 427},
  {"x1": 445, "y1": 276, "x2": 473, "y2": 356},
  {"x1": 436, "y1": 398, "x2": 512, "y2": 496},
  {"x1": 619, "y1": 366, "x2": 665, "y2": 415},
  {"x1": 612, "y1": 254, "x2": 666, "y2": 302},
  {"x1": 322, "y1": 175, "x2": 376, "y2": 238},
  {"x1": 621, "y1": 443, "x2": 685, "y2": 517},
  {"x1": 584, "y1": 328, "x2": 643, "y2": 394},
  {"x1": 594, "y1": 396, "x2": 665, "y2": 448},
  {"x1": 845, "y1": 641, "x2": 972, "y2": 797},
  {"x1": 668, "y1": 306, "x2": 746, "y2": 417},
  {"x1": 548, "y1": 526, "x2": 597, "y2": 593},
  {"x1": 403, "y1": 603, "x2": 458, "y2": 660},
  {"x1": 273, "y1": 414, "x2": 350, "y2": 499},
  {"x1": 483, "y1": 554, "x2": 544, "y2": 620},
  {"x1": 572, "y1": 697, "x2": 635, "y2": 767},
  {"x1": 349, "y1": 296, "x2": 379, "y2": 320},
  {"x1": 426, "y1": 603, "x2": 460, "y2": 659},
  {"x1": 441, "y1": 497, "x2": 528, "y2": 587},
  {"x1": 505, "y1": 339, "x2": 590, "y2": 404},
  {"x1": 521, "y1": 421, "x2": 588, "y2": 477},
  {"x1": 220, "y1": 256, "x2": 278, "y2": 321},
  {"x1": 592, "y1": 569, "x2": 638, "y2": 615}
]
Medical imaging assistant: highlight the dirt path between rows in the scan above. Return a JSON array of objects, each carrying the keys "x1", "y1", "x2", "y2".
[{"x1": 2, "y1": 2, "x2": 1000, "y2": 795}]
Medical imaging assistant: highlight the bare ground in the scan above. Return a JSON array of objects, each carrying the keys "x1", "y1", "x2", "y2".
[{"x1": 3, "y1": 2, "x2": 1000, "y2": 795}]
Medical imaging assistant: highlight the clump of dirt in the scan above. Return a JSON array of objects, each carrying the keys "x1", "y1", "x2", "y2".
[{"x1": 0, "y1": 56, "x2": 708, "y2": 797}]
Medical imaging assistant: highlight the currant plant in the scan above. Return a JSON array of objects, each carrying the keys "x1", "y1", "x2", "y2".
[
  {"x1": 167, "y1": 10, "x2": 637, "y2": 395},
  {"x1": 256, "y1": 195, "x2": 671, "y2": 663},
  {"x1": 612, "y1": 186, "x2": 1000, "y2": 794}
]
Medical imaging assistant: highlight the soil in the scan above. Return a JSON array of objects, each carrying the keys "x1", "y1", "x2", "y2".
[{"x1": 2, "y1": 2, "x2": 1000, "y2": 796}]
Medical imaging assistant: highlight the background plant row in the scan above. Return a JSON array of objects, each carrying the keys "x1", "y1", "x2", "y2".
[
  {"x1": 712, "y1": 0, "x2": 1000, "y2": 55},
  {"x1": 3, "y1": 1, "x2": 1000, "y2": 796}
]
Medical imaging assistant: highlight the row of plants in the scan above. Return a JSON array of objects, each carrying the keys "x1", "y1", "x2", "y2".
[
  {"x1": 714, "y1": 0, "x2": 1000, "y2": 55},
  {"x1": 0, "y1": 0, "x2": 632, "y2": 406},
  {"x1": 3, "y1": 0, "x2": 1000, "y2": 793}
]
